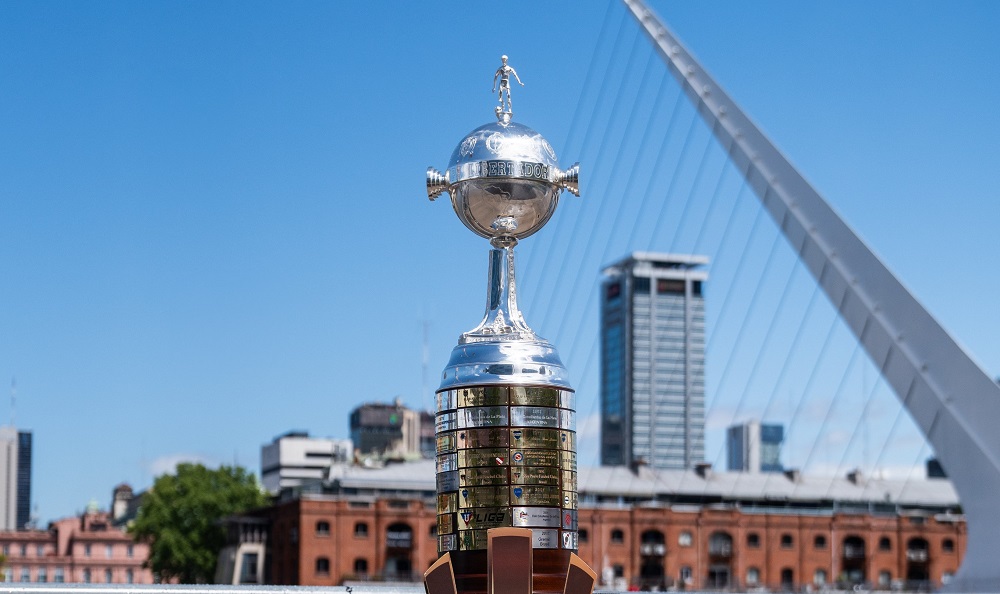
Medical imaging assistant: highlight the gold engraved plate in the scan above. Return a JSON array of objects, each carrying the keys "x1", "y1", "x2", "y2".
[
  {"x1": 510, "y1": 449, "x2": 559, "y2": 468},
  {"x1": 561, "y1": 531, "x2": 578, "y2": 549},
  {"x1": 436, "y1": 390, "x2": 456, "y2": 411},
  {"x1": 510, "y1": 466, "x2": 559, "y2": 486},
  {"x1": 511, "y1": 506, "x2": 562, "y2": 528},
  {"x1": 510, "y1": 428, "x2": 559, "y2": 450},
  {"x1": 510, "y1": 386, "x2": 559, "y2": 407},
  {"x1": 437, "y1": 432, "x2": 458, "y2": 454},
  {"x1": 560, "y1": 450, "x2": 577, "y2": 471},
  {"x1": 561, "y1": 509, "x2": 577, "y2": 530},
  {"x1": 456, "y1": 386, "x2": 508, "y2": 407},
  {"x1": 437, "y1": 513, "x2": 455, "y2": 535},
  {"x1": 458, "y1": 486, "x2": 509, "y2": 509},
  {"x1": 558, "y1": 430, "x2": 575, "y2": 451},
  {"x1": 437, "y1": 470, "x2": 459, "y2": 492},
  {"x1": 510, "y1": 485, "x2": 561, "y2": 506},
  {"x1": 458, "y1": 448, "x2": 508, "y2": 468},
  {"x1": 562, "y1": 490, "x2": 578, "y2": 510},
  {"x1": 436, "y1": 412, "x2": 457, "y2": 432},
  {"x1": 558, "y1": 390, "x2": 576, "y2": 410},
  {"x1": 457, "y1": 427, "x2": 509, "y2": 449},
  {"x1": 437, "y1": 492, "x2": 457, "y2": 514},
  {"x1": 561, "y1": 470, "x2": 577, "y2": 491},
  {"x1": 438, "y1": 534, "x2": 457, "y2": 552},
  {"x1": 437, "y1": 453, "x2": 458, "y2": 473},
  {"x1": 558, "y1": 409, "x2": 575, "y2": 430},
  {"x1": 531, "y1": 528, "x2": 560, "y2": 549},
  {"x1": 459, "y1": 467, "x2": 507, "y2": 487},
  {"x1": 510, "y1": 406, "x2": 560, "y2": 428},
  {"x1": 458, "y1": 529, "x2": 489, "y2": 551},
  {"x1": 456, "y1": 507, "x2": 508, "y2": 530},
  {"x1": 457, "y1": 406, "x2": 509, "y2": 428}
]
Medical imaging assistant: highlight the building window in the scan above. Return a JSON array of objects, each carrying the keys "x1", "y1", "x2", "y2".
[
  {"x1": 20, "y1": 544, "x2": 26, "y2": 557},
  {"x1": 36, "y1": 545, "x2": 45, "y2": 556},
  {"x1": 291, "y1": 526, "x2": 299, "y2": 544},
  {"x1": 780, "y1": 568, "x2": 794, "y2": 586},
  {"x1": 127, "y1": 544, "x2": 134, "y2": 558},
  {"x1": 126, "y1": 569, "x2": 134, "y2": 584},
  {"x1": 20, "y1": 567, "x2": 30, "y2": 582},
  {"x1": 679, "y1": 566, "x2": 692, "y2": 584},
  {"x1": 814, "y1": 535, "x2": 827, "y2": 549},
  {"x1": 354, "y1": 558, "x2": 369, "y2": 576},
  {"x1": 579, "y1": 528, "x2": 589, "y2": 543},
  {"x1": 54, "y1": 568, "x2": 64, "y2": 583},
  {"x1": 1, "y1": 544, "x2": 7, "y2": 556},
  {"x1": 315, "y1": 557, "x2": 330, "y2": 576},
  {"x1": 942, "y1": 571, "x2": 954, "y2": 585},
  {"x1": 678, "y1": 531, "x2": 692, "y2": 547},
  {"x1": 429, "y1": 524, "x2": 437, "y2": 537},
  {"x1": 84, "y1": 543, "x2": 92, "y2": 557},
  {"x1": 879, "y1": 537, "x2": 892, "y2": 551},
  {"x1": 746, "y1": 567, "x2": 760, "y2": 585},
  {"x1": 878, "y1": 571, "x2": 891, "y2": 587},
  {"x1": 813, "y1": 569, "x2": 827, "y2": 586},
  {"x1": 106, "y1": 544, "x2": 114, "y2": 558},
  {"x1": 610, "y1": 529, "x2": 624, "y2": 544},
  {"x1": 2, "y1": 567, "x2": 11, "y2": 582},
  {"x1": 316, "y1": 521, "x2": 331, "y2": 537},
  {"x1": 746, "y1": 532, "x2": 760, "y2": 548},
  {"x1": 83, "y1": 569, "x2": 92, "y2": 584},
  {"x1": 613, "y1": 564, "x2": 624, "y2": 578},
  {"x1": 780, "y1": 533, "x2": 794, "y2": 548},
  {"x1": 943, "y1": 538, "x2": 955, "y2": 553},
  {"x1": 105, "y1": 569, "x2": 113, "y2": 583},
  {"x1": 37, "y1": 567, "x2": 47, "y2": 583},
  {"x1": 354, "y1": 522, "x2": 369, "y2": 537}
]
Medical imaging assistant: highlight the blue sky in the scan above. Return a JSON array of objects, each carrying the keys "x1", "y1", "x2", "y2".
[{"x1": 2, "y1": 1, "x2": 998, "y2": 523}]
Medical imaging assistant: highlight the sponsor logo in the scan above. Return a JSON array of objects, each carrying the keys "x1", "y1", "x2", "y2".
[
  {"x1": 513, "y1": 451, "x2": 523, "y2": 462},
  {"x1": 513, "y1": 430, "x2": 522, "y2": 440},
  {"x1": 513, "y1": 487, "x2": 523, "y2": 498},
  {"x1": 460, "y1": 511, "x2": 472, "y2": 526}
]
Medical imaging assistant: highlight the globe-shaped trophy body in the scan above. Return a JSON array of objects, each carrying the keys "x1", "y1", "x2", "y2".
[{"x1": 429, "y1": 121, "x2": 578, "y2": 241}]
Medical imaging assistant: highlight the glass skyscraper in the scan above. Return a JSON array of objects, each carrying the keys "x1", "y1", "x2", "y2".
[
  {"x1": 600, "y1": 252, "x2": 708, "y2": 469},
  {"x1": 726, "y1": 420, "x2": 784, "y2": 473}
]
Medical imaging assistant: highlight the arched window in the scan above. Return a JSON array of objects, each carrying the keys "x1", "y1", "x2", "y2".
[
  {"x1": 83, "y1": 569, "x2": 91, "y2": 584},
  {"x1": 780, "y1": 533, "x2": 794, "y2": 548},
  {"x1": 429, "y1": 524, "x2": 437, "y2": 537},
  {"x1": 709, "y1": 532, "x2": 733, "y2": 557},
  {"x1": 354, "y1": 558, "x2": 369, "y2": 576},
  {"x1": 126, "y1": 569, "x2": 134, "y2": 585},
  {"x1": 579, "y1": 528, "x2": 589, "y2": 543},
  {"x1": 316, "y1": 521, "x2": 330, "y2": 537},
  {"x1": 814, "y1": 569, "x2": 827, "y2": 585},
  {"x1": 746, "y1": 567, "x2": 760, "y2": 585},
  {"x1": 386, "y1": 522, "x2": 413, "y2": 549},
  {"x1": 315, "y1": 557, "x2": 330, "y2": 576},
  {"x1": 878, "y1": 536, "x2": 892, "y2": 551},
  {"x1": 610, "y1": 529, "x2": 624, "y2": 544},
  {"x1": 104, "y1": 569, "x2": 112, "y2": 583},
  {"x1": 354, "y1": 522, "x2": 369, "y2": 537},
  {"x1": 943, "y1": 538, "x2": 955, "y2": 553},
  {"x1": 780, "y1": 568, "x2": 794, "y2": 586},
  {"x1": 814, "y1": 535, "x2": 827, "y2": 549},
  {"x1": 746, "y1": 532, "x2": 760, "y2": 548},
  {"x1": 678, "y1": 531, "x2": 692, "y2": 547},
  {"x1": 878, "y1": 571, "x2": 891, "y2": 587}
]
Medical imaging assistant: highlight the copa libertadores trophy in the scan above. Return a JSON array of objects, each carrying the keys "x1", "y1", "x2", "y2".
[{"x1": 423, "y1": 56, "x2": 595, "y2": 594}]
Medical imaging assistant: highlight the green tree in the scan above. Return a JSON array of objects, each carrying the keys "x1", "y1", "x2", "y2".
[{"x1": 129, "y1": 463, "x2": 270, "y2": 584}]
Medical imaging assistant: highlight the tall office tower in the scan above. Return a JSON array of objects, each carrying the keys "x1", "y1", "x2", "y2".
[
  {"x1": 260, "y1": 431, "x2": 354, "y2": 494},
  {"x1": 0, "y1": 427, "x2": 31, "y2": 530},
  {"x1": 349, "y1": 399, "x2": 421, "y2": 457},
  {"x1": 601, "y1": 253, "x2": 708, "y2": 469},
  {"x1": 726, "y1": 420, "x2": 784, "y2": 473}
]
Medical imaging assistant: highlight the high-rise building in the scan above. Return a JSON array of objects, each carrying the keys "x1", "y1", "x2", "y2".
[
  {"x1": 0, "y1": 427, "x2": 31, "y2": 530},
  {"x1": 726, "y1": 420, "x2": 784, "y2": 473},
  {"x1": 600, "y1": 253, "x2": 708, "y2": 469},
  {"x1": 260, "y1": 431, "x2": 353, "y2": 494},
  {"x1": 349, "y1": 399, "x2": 422, "y2": 458}
]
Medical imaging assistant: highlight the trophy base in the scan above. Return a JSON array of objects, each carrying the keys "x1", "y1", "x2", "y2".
[{"x1": 424, "y1": 529, "x2": 595, "y2": 594}]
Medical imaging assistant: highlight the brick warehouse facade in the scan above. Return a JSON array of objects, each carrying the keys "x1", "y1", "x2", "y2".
[{"x1": 256, "y1": 462, "x2": 965, "y2": 591}]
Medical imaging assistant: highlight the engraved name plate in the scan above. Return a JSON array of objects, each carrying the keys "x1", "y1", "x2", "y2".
[
  {"x1": 437, "y1": 513, "x2": 455, "y2": 535},
  {"x1": 436, "y1": 390, "x2": 457, "y2": 411},
  {"x1": 458, "y1": 448, "x2": 509, "y2": 468},
  {"x1": 561, "y1": 470, "x2": 577, "y2": 492},
  {"x1": 510, "y1": 428, "x2": 559, "y2": 450},
  {"x1": 510, "y1": 386, "x2": 559, "y2": 407},
  {"x1": 558, "y1": 390, "x2": 576, "y2": 410},
  {"x1": 458, "y1": 427, "x2": 509, "y2": 449},
  {"x1": 437, "y1": 453, "x2": 458, "y2": 473},
  {"x1": 438, "y1": 492, "x2": 457, "y2": 514},
  {"x1": 437, "y1": 431, "x2": 458, "y2": 454},
  {"x1": 510, "y1": 466, "x2": 559, "y2": 486},
  {"x1": 561, "y1": 531, "x2": 578, "y2": 549},
  {"x1": 459, "y1": 466, "x2": 508, "y2": 487},
  {"x1": 436, "y1": 412, "x2": 457, "y2": 432},
  {"x1": 437, "y1": 470, "x2": 459, "y2": 492},
  {"x1": 457, "y1": 406, "x2": 509, "y2": 428},
  {"x1": 558, "y1": 430, "x2": 575, "y2": 451},
  {"x1": 531, "y1": 528, "x2": 560, "y2": 549},
  {"x1": 456, "y1": 386, "x2": 508, "y2": 407},
  {"x1": 458, "y1": 529, "x2": 489, "y2": 551},
  {"x1": 561, "y1": 509, "x2": 577, "y2": 530},
  {"x1": 456, "y1": 507, "x2": 509, "y2": 530},
  {"x1": 510, "y1": 449, "x2": 560, "y2": 468},
  {"x1": 510, "y1": 406, "x2": 560, "y2": 428},
  {"x1": 438, "y1": 533, "x2": 457, "y2": 552},
  {"x1": 458, "y1": 486, "x2": 509, "y2": 509},
  {"x1": 558, "y1": 409, "x2": 576, "y2": 430},
  {"x1": 562, "y1": 490, "x2": 578, "y2": 510},
  {"x1": 511, "y1": 506, "x2": 562, "y2": 528},
  {"x1": 560, "y1": 450, "x2": 577, "y2": 471},
  {"x1": 510, "y1": 485, "x2": 561, "y2": 506}
]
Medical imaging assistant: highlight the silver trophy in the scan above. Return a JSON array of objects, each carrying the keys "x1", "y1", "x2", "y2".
[{"x1": 424, "y1": 56, "x2": 583, "y2": 588}]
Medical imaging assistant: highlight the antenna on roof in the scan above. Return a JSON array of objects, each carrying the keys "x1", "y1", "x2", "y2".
[{"x1": 10, "y1": 377, "x2": 16, "y2": 427}]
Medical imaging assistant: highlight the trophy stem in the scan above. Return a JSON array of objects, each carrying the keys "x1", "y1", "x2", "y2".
[{"x1": 461, "y1": 242, "x2": 536, "y2": 344}]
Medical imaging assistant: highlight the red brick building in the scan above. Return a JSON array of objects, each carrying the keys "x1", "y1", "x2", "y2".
[
  {"x1": 257, "y1": 460, "x2": 965, "y2": 591},
  {"x1": 0, "y1": 506, "x2": 153, "y2": 584}
]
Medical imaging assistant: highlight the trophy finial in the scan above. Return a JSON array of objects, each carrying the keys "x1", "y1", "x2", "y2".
[{"x1": 491, "y1": 54, "x2": 523, "y2": 126}]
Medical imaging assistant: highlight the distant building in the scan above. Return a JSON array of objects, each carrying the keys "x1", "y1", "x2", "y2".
[
  {"x1": 600, "y1": 253, "x2": 708, "y2": 469},
  {"x1": 349, "y1": 400, "x2": 422, "y2": 458},
  {"x1": 927, "y1": 458, "x2": 948, "y2": 479},
  {"x1": 0, "y1": 500, "x2": 153, "y2": 584},
  {"x1": 727, "y1": 420, "x2": 784, "y2": 473},
  {"x1": 0, "y1": 426, "x2": 32, "y2": 530},
  {"x1": 261, "y1": 431, "x2": 353, "y2": 495}
]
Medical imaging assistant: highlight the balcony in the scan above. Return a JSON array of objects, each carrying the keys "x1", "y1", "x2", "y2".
[
  {"x1": 843, "y1": 545, "x2": 866, "y2": 559},
  {"x1": 709, "y1": 544, "x2": 733, "y2": 558},
  {"x1": 907, "y1": 549, "x2": 929, "y2": 563},
  {"x1": 640, "y1": 543, "x2": 666, "y2": 556}
]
